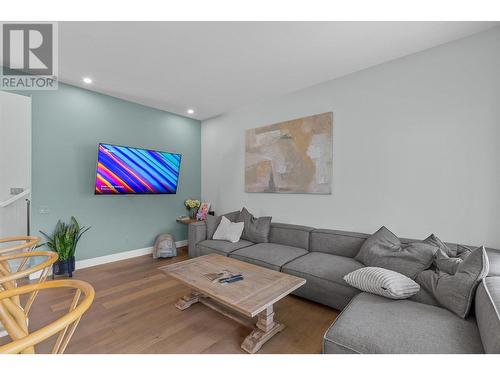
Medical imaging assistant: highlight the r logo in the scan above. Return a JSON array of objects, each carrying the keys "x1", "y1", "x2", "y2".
[{"x1": 2, "y1": 23, "x2": 53, "y2": 75}]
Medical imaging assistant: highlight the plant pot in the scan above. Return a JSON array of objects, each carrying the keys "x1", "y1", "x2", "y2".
[{"x1": 52, "y1": 256, "x2": 76, "y2": 278}]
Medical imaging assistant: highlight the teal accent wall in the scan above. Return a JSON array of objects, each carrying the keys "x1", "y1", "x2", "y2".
[{"x1": 28, "y1": 83, "x2": 200, "y2": 260}]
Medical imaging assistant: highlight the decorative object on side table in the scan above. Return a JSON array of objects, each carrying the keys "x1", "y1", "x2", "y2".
[
  {"x1": 184, "y1": 199, "x2": 201, "y2": 219},
  {"x1": 40, "y1": 216, "x2": 91, "y2": 278},
  {"x1": 153, "y1": 233, "x2": 177, "y2": 258},
  {"x1": 196, "y1": 202, "x2": 211, "y2": 221}
]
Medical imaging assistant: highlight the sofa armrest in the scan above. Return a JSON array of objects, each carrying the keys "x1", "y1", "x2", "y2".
[{"x1": 188, "y1": 221, "x2": 207, "y2": 258}]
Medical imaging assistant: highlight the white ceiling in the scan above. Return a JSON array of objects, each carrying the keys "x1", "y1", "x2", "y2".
[{"x1": 57, "y1": 22, "x2": 498, "y2": 120}]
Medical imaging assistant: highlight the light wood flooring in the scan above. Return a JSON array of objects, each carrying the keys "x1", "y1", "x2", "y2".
[{"x1": 2, "y1": 248, "x2": 339, "y2": 354}]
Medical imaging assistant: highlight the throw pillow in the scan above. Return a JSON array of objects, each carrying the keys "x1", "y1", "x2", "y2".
[
  {"x1": 431, "y1": 245, "x2": 473, "y2": 275},
  {"x1": 237, "y1": 207, "x2": 272, "y2": 243},
  {"x1": 457, "y1": 244, "x2": 473, "y2": 259},
  {"x1": 409, "y1": 287, "x2": 441, "y2": 307},
  {"x1": 344, "y1": 267, "x2": 420, "y2": 299},
  {"x1": 434, "y1": 249, "x2": 462, "y2": 275},
  {"x1": 205, "y1": 210, "x2": 240, "y2": 239},
  {"x1": 423, "y1": 234, "x2": 457, "y2": 257},
  {"x1": 416, "y1": 246, "x2": 489, "y2": 318},
  {"x1": 212, "y1": 216, "x2": 244, "y2": 243},
  {"x1": 354, "y1": 226, "x2": 438, "y2": 279}
]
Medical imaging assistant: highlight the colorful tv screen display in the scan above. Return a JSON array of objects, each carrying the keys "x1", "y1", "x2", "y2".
[{"x1": 94, "y1": 143, "x2": 181, "y2": 194}]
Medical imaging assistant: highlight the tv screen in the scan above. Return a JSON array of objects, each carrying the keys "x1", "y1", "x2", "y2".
[{"x1": 94, "y1": 143, "x2": 181, "y2": 194}]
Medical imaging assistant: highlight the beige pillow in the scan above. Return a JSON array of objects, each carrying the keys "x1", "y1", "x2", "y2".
[
  {"x1": 213, "y1": 216, "x2": 244, "y2": 243},
  {"x1": 344, "y1": 267, "x2": 420, "y2": 299}
]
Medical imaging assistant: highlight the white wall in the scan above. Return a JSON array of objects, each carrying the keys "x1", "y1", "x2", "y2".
[
  {"x1": 0, "y1": 91, "x2": 31, "y2": 238},
  {"x1": 201, "y1": 27, "x2": 500, "y2": 249}
]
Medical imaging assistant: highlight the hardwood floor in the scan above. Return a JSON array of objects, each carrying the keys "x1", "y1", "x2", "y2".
[{"x1": 2, "y1": 248, "x2": 339, "y2": 354}]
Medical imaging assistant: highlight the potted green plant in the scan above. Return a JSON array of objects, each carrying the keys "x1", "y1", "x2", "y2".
[{"x1": 40, "y1": 216, "x2": 91, "y2": 278}]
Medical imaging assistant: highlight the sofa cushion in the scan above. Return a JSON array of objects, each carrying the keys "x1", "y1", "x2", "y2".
[
  {"x1": 290, "y1": 275, "x2": 360, "y2": 311},
  {"x1": 310, "y1": 229, "x2": 368, "y2": 258},
  {"x1": 486, "y1": 248, "x2": 500, "y2": 276},
  {"x1": 229, "y1": 243, "x2": 307, "y2": 271},
  {"x1": 354, "y1": 226, "x2": 437, "y2": 279},
  {"x1": 409, "y1": 286, "x2": 440, "y2": 307},
  {"x1": 197, "y1": 239, "x2": 254, "y2": 256},
  {"x1": 281, "y1": 252, "x2": 363, "y2": 310},
  {"x1": 475, "y1": 277, "x2": 500, "y2": 353},
  {"x1": 269, "y1": 223, "x2": 314, "y2": 250},
  {"x1": 344, "y1": 267, "x2": 420, "y2": 299},
  {"x1": 205, "y1": 214, "x2": 219, "y2": 240},
  {"x1": 417, "y1": 246, "x2": 489, "y2": 318},
  {"x1": 237, "y1": 207, "x2": 272, "y2": 243},
  {"x1": 283, "y1": 252, "x2": 364, "y2": 288},
  {"x1": 282, "y1": 252, "x2": 364, "y2": 309},
  {"x1": 323, "y1": 292, "x2": 484, "y2": 354}
]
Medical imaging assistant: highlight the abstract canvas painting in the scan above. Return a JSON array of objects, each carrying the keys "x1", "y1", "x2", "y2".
[{"x1": 245, "y1": 112, "x2": 333, "y2": 194}]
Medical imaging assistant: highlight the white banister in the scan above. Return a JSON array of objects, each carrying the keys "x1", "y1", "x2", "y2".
[{"x1": 0, "y1": 189, "x2": 31, "y2": 208}]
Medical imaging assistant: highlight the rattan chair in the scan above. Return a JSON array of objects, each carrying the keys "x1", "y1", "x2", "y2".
[
  {"x1": 0, "y1": 251, "x2": 59, "y2": 315},
  {"x1": 0, "y1": 236, "x2": 41, "y2": 279},
  {"x1": 0, "y1": 236, "x2": 40, "y2": 256},
  {"x1": 0, "y1": 279, "x2": 95, "y2": 354}
]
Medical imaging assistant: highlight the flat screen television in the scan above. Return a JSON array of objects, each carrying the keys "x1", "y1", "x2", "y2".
[{"x1": 94, "y1": 143, "x2": 181, "y2": 194}]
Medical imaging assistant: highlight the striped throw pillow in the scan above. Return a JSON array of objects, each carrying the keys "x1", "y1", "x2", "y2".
[{"x1": 344, "y1": 267, "x2": 420, "y2": 299}]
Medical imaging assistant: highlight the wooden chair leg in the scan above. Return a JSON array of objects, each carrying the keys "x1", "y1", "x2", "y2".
[
  {"x1": 0, "y1": 300, "x2": 34, "y2": 353},
  {"x1": 52, "y1": 289, "x2": 81, "y2": 354}
]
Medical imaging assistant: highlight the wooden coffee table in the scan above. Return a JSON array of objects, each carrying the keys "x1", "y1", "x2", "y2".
[{"x1": 159, "y1": 253, "x2": 306, "y2": 353}]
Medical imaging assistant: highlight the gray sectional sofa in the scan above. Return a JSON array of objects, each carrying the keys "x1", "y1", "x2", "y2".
[{"x1": 188, "y1": 220, "x2": 500, "y2": 354}]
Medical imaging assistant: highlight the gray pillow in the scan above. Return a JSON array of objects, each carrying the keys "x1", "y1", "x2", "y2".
[
  {"x1": 344, "y1": 267, "x2": 420, "y2": 299},
  {"x1": 423, "y1": 234, "x2": 457, "y2": 257},
  {"x1": 223, "y1": 210, "x2": 241, "y2": 223},
  {"x1": 417, "y1": 246, "x2": 489, "y2": 318},
  {"x1": 205, "y1": 210, "x2": 240, "y2": 239},
  {"x1": 354, "y1": 226, "x2": 438, "y2": 279},
  {"x1": 237, "y1": 207, "x2": 272, "y2": 243},
  {"x1": 457, "y1": 244, "x2": 473, "y2": 259},
  {"x1": 434, "y1": 249, "x2": 462, "y2": 275},
  {"x1": 409, "y1": 287, "x2": 441, "y2": 307},
  {"x1": 431, "y1": 244, "x2": 473, "y2": 274}
]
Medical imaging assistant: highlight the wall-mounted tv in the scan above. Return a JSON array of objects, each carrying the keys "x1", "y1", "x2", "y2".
[{"x1": 94, "y1": 143, "x2": 181, "y2": 195}]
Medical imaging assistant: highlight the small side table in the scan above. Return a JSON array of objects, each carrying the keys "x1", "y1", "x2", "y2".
[{"x1": 176, "y1": 218, "x2": 202, "y2": 225}]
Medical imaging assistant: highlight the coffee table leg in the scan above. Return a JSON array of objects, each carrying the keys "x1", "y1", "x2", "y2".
[
  {"x1": 241, "y1": 305, "x2": 285, "y2": 354},
  {"x1": 175, "y1": 291, "x2": 202, "y2": 310}
]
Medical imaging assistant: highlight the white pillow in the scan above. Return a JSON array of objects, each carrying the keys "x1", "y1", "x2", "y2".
[
  {"x1": 212, "y1": 216, "x2": 244, "y2": 243},
  {"x1": 344, "y1": 267, "x2": 420, "y2": 300}
]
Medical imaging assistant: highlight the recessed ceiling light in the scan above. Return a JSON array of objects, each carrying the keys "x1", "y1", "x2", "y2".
[
  {"x1": 187, "y1": 109, "x2": 195, "y2": 115},
  {"x1": 82, "y1": 77, "x2": 92, "y2": 84}
]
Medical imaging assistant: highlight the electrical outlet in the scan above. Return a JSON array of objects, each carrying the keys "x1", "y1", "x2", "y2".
[
  {"x1": 10, "y1": 187, "x2": 24, "y2": 195},
  {"x1": 39, "y1": 206, "x2": 50, "y2": 214}
]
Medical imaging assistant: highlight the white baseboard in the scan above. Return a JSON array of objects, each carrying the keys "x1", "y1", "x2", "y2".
[{"x1": 29, "y1": 240, "x2": 188, "y2": 280}]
